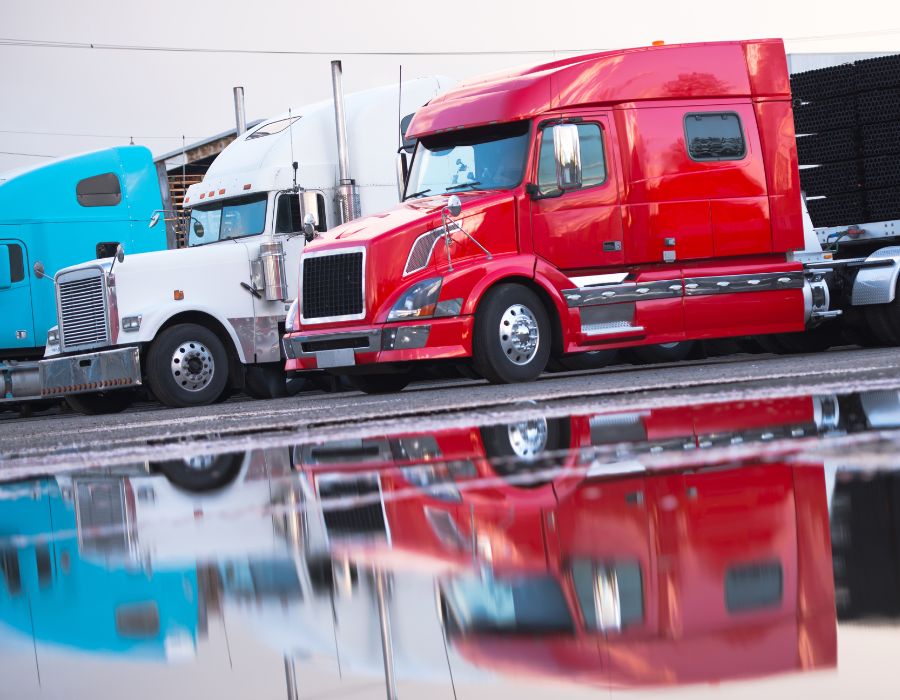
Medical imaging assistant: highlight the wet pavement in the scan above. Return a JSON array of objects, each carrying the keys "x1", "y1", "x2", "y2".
[{"x1": 2, "y1": 369, "x2": 900, "y2": 697}]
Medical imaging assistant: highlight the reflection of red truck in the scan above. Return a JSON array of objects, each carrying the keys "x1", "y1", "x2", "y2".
[
  {"x1": 292, "y1": 396, "x2": 836, "y2": 687},
  {"x1": 284, "y1": 38, "x2": 900, "y2": 392}
]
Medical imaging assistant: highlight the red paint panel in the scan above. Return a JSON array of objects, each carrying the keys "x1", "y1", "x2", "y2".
[
  {"x1": 684, "y1": 290, "x2": 804, "y2": 338},
  {"x1": 710, "y1": 197, "x2": 772, "y2": 257},
  {"x1": 743, "y1": 40, "x2": 791, "y2": 98},
  {"x1": 624, "y1": 199, "x2": 712, "y2": 264}
]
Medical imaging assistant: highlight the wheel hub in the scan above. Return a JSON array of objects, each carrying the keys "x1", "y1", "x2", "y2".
[
  {"x1": 499, "y1": 304, "x2": 540, "y2": 365},
  {"x1": 506, "y1": 419, "x2": 549, "y2": 459},
  {"x1": 170, "y1": 341, "x2": 215, "y2": 392}
]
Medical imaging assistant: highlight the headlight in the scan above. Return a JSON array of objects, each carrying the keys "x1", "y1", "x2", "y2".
[
  {"x1": 387, "y1": 277, "x2": 442, "y2": 321},
  {"x1": 122, "y1": 315, "x2": 142, "y2": 332},
  {"x1": 47, "y1": 327, "x2": 60, "y2": 346},
  {"x1": 400, "y1": 460, "x2": 477, "y2": 502},
  {"x1": 285, "y1": 298, "x2": 300, "y2": 332}
]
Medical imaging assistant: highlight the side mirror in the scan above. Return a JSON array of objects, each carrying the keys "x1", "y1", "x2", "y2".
[
  {"x1": 33, "y1": 260, "x2": 46, "y2": 279},
  {"x1": 446, "y1": 194, "x2": 462, "y2": 218},
  {"x1": 303, "y1": 213, "x2": 317, "y2": 242},
  {"x1": 553, "y1": 124, "x2": 582, "y2": 191},
  {"x1": 193, "y1": 221, "x2": 205, "y2": 239},
  {"x1": 148, "y1": 211, "x2": 160, "y2": 229},
  {"x1": 395, "y1": 151, "x2": 409, "y2": 201},
  {"x1": 115, "y1": 243, "x2": 125, "y2": 263}
]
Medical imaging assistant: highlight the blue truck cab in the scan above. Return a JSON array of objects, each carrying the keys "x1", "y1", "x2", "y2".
[
  {"x1": 0, "y1": 478, "x2": 199, "y2": 661},
  {"x1": 0, "y1": 146, "x2": 170, "y2": 360}
]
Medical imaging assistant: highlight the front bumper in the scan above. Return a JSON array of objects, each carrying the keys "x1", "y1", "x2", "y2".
[
  {"x1": 284, "y1": 316, "x2": 474, "y2": 371},
  {"x1": 39, "y1": 346, "x2": 143, "y2": 396}
]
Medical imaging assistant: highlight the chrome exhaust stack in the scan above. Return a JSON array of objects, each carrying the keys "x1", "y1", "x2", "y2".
[{"x1": 331, "y1": 60, "x2": 361, "y2": 223}]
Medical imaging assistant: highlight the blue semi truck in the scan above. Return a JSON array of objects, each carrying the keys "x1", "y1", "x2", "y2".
[{"x1": 0, "y1": 146, "x2": 170, "y2": 406}]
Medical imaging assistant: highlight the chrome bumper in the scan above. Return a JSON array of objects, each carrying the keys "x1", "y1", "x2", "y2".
[
  {"x1": 283, "y1": 325, "x2": 431, "y2": 368},
  {"x1": 39, "y1": 346, "x2": 142, "y2": 397}
]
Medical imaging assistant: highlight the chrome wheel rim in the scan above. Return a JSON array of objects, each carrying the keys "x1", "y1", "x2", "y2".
[
  {"x1": 184, "y1": 454, "x2": 217, "y2": 471},
  {"x1": 498, "y1": 304, "x2": 540, "y2": 365},
  {"x1": 170, "y1": 340, "x2": 215, "y2": 392},
  {"x1": 506, "y1": 419, "x2": 549, "y2": 459}
]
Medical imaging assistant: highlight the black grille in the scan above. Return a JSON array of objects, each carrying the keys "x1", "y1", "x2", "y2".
[
  {"x1": 302, "y1": 251, "x2": 364, "y2": 320},
  {"x1": 318, "y1": 477, "x2": 386, "y2": 537}
]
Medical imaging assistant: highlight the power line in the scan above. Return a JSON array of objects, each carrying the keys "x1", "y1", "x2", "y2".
[
  {"x1": 0, "y1": 128, "x2": 202, "y2": 140},
  {"x1": 1, "y1": 29, "x2": 900, "y2": 57},
  {"x1": 0, "y1": 150, "x2": 55, "y2": 158},
  {"x1": 0, "y1": 36, "x2": 597, "y2": 56}
]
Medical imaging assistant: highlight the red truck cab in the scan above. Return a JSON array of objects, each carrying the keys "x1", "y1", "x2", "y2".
[{"x1": 284, "y1": 39, "x2": 813, "y2": 391}]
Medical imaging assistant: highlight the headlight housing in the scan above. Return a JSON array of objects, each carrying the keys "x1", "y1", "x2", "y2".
[
  {"x1": 387, "y1": 277, "x2": 442, "y2": 321},
  {"x1": 47, "y1": 326, "x2": 60, "y2": 346},
  {"x1": 285, "y1": 298, "x2": 300, "y2": 332}
]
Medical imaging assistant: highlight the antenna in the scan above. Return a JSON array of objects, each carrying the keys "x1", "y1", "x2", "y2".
[
  {"x1": 288, "y1": 107, "x2": 298, "y2": 192},
  {"x1": 398, "y1": 64, "x2": 403, "y2": 150}
]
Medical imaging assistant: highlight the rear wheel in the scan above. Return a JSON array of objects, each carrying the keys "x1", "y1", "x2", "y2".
[
  {"x1": 554, "y1": 349, "x2": 619, "y2": 372},
  {"x1": 348, "y1": 373, "x2": 411, "y2": 394},
  {"x1": 756, "y1": 326, "x2": 835, "y2": 354},
  {"x1": 629, "y1": 341, "x2": 694, "y2": 364},
  {"x1": 65, "y1": 389, "x2": 138, "y2": 416},
  {"x1": 146, "y1": 323, "x2": 229, "y2": 408},
  {"x1": 153, "y1": 452, "x2": 243, "y2": 492},
  {"x1": 863, "y1": 294, "x2": 900, "y2": 345},
  {"x1": 472, "y1": 284, "x2": 551, "y2": 383}
]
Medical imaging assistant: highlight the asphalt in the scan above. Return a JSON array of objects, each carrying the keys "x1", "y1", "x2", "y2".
[{"x1": 2, "y1": 345, "x2": 900, "y2": 475}]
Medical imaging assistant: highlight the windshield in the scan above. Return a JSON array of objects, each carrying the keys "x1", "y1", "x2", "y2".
[
  {"x1": 405, "y1": 121, "x2": 530, "y2": 199},
  {"x1": 442, "y1": 573, "x2": 574, "y2": 635},
  {"x1": 188, "y1": 193, "x2": 267, "y2": 246}
]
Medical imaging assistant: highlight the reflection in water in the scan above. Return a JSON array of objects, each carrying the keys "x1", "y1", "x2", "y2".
[{"x1": 3, "y1": 390, "x2": 900, "y2": 696}]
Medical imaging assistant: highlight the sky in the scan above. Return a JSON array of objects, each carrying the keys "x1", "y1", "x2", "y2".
[{"x1": 2, "y1": 0, "x2": 900, "y2": 174}]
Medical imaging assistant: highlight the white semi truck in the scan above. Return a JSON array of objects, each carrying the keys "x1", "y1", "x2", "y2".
[{"x1": 39, "y1": 63, "x2": 453, "y2": 412}]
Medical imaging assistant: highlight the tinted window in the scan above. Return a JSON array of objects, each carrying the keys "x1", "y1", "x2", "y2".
[
  {"x1": 725, "y1": 561, "x2": 783, "y2": 612},
  {"x1": 538, "y1": 123, "x2": 607, "y2": 195},
  {"x1": 76, "y1": 172, "x2": 122, "y2": 207},
  {"x1": 685, "y1": 113, "x2": 746, "y2": 161},
  {"x1": 0, "y1": 547, "x2": 21, "y2": 596},
  {"x1": 247, "y1": 116, "x2": 301, "y2": 139},
  {"x1": 3, "y1": 243, "x2": 24, "y2": 283},
  {"x1": 189, "y1": 193, "x2": 267, "y2": 246},
  {"x1": 275, "y1": 193, "x2": 302, "y2": 234},
  {"x1": 572, "y1": 560, "x2": 643, "y2": 631}
]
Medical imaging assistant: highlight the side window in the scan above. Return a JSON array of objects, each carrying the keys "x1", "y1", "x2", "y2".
[
  {"x1": 2, "y1": 243, "x2": 25, "y2": 283},
  {"x1": 725, "y1": 561, "x2": 783, "y2": 613},
  {"x1": 275, "y1": 193, "x2": 303, "y2": 234},
  {"x1": 684, "y1": 113, "x2": 746, "y2": 161},
  {"x1": 76, "y1": 172, "x2": 122, "y2": 207},
  {"x1": 537, "y1": 123, "x2": 607, "y2": 195}
]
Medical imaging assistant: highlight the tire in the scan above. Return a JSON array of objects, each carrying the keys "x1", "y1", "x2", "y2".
[
  {"x1": 553, "y1": 349, "x2": 619, "y2": 372},
  {"x1": 65, "y1": 389, "x2": 137, "y2": 416},
  {"x1": 756, "y1": 326, "x2": 836, "y2": 354},
  {"x1": 146, "y1": 323, "x2": 230, "y2": 408},
  {"x1": 472, "y1": 284, "x2": 551, "y2": 383},
  {"x1": 864, "y1": 294, "x2": 900, "y2": 346},
  {"x1": 348, "y1": 373, "x2": 411, "y2": 394},
  {"x1": 479, "y1": 417, "x2": 569, "y2": 487},
  {"x1": 244, "y1": 363, "x2": 289, "y2": 400},
  {"x1": 153, "y1": 452, "x2": 243, "y2": 492},
  {"x1": 629, "y1": 341, "x2": 694, "y2": 364}
]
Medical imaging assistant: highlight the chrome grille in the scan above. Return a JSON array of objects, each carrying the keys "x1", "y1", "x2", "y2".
[
  {"x1": 58, "y1": 269, "x2": 109, "y2": 350},
  {"x1": 301, "y1": 249, "x2": 365, "y2": 322}
]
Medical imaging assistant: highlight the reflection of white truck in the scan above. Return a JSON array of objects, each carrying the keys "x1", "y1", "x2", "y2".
[{"x1": 40, "y1": 65, "x2": 453, "y2": 412}]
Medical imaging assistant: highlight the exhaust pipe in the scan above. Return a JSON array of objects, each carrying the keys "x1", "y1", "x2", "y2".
[
  {"x1": 331, "y1": 60, "x2": 361, "y2": 223},
  {"x1": 233, "y1": 86, "x2": 247, "y2": 136}
]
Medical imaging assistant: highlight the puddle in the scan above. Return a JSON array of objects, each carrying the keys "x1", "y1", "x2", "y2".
[{"x1": 2, "y1": 390, "x2": 900, "y2": 698}]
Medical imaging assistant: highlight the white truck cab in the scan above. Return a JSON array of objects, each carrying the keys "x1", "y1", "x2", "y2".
[{"x1": 39, "y1": 72, "x2": 454, "y2": 412}]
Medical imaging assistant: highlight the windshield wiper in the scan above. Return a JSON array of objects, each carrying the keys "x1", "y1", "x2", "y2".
[
  {"x1": 404, "y1": 188, "x2": 432, "y2": 200},
  {"x1": 446, "y1": 181, "x2": 482, "y2": 191}
]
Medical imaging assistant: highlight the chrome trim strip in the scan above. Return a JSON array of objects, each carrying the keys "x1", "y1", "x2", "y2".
[
  {"x1": 582, "y1": 322, "x2": 645, "y2": 337},
  {"x1": 683, "y1": 271, "x2": 805, "y2": 296},
  {"x1": 564, "y1": 279, "x2": 682, "y2": 307},
  {"x1": 299, "y1": 246, "x2": 367, "y2": 325},
  {"x1": 568, "y1": 273, "x2": 629, "y2": 288}
]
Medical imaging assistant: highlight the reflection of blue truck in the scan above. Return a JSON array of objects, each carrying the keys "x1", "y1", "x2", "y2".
[
  {"x1": 0, "y1": 478, "x2": 199, "y2": 660},
  {"x1": 0, "y1": 146, "x2": 170, "y2": 404}
]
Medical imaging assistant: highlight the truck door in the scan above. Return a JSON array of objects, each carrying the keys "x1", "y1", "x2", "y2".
[
  {"x1": 0, "y1": 239, "x2": 35, "y2": 350},
  {"x1": 530, "y1": 116, "x2": 624, "y2": 271}
]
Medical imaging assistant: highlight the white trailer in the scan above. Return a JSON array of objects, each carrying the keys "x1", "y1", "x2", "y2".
[{"x1": 40, "y1": 65, "x2": 454, "y2": 412}]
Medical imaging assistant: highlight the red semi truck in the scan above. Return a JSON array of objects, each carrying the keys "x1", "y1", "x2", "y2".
[{"x1": 283, "y1": 38, "x2": 900, "y2": 392}]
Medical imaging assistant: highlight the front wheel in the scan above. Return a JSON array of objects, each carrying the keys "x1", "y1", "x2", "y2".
[
  {"x1": 146, "y1": 323, "x2": 230, "y2": 408},
  {"x1": 472, "y1": 284, "x2": 551, "y2": 384},
  {"x1": 153, "y1": 452, "x2": 243, "y2": 492},
  {"x1": 65, "y1": 389, "x2": 137, "y2": 416}
]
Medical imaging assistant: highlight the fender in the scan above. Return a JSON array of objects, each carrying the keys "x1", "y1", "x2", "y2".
[
  {"x1": 851, "y1": 246, "x2": 900, "y2": 306},
  {"x1": 139, "y1": 304, "x2": 251, "y2": 364}
]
